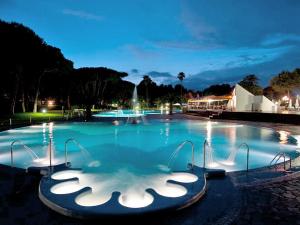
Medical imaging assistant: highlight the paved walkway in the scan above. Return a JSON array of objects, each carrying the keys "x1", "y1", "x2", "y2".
[
  {"x1": 0, "y1": 171, "x2": 241, "y2": 225},
  {"x1": 233, "y1": 172, "x2": 300, "y2": 225},
  {"x1": 4, "y1": 168, "x2": 300, "y2": 225}
]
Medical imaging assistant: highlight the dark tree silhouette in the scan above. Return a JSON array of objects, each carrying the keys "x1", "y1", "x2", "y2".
[
  {"x1": 177, "y1": 72, "x2": 185, "y2": 104},
  {"x1": 142, "y1": 75, "x2": 152, "y2": 107},
  {"x1": 270, "y1": 69, "x2": 300, "y2": 98},
  {"x1": 203, "y1": 84, "x2": 232, "y2": 96},
  {"x1": 32, "y1": 46, "x2": 73, "y2": 112},
  {"x1": 161, "y1": 85, "x2": 181, "y2": 115},
  {"x1": 72, "y1": 67, "x2": 127, "y2": 118},
  {"x1": 239, "y1": 74, "x2": 263, "y2": 95},
  {"x1": 0, "y1": 20, "x2": 73, "y2": 114}
]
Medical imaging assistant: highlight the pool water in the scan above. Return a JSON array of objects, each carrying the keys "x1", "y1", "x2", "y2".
[
  {"x1": 93, "y1": 109, "x2": 180, "y2": 117},
  {"x1": 0, "y1": 119, "x2": 298, "y2": 172}
]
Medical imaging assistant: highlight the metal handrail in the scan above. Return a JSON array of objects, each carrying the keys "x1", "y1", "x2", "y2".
[
  {"x1": 270, "y1": 152, "x2": 283, "y2": 166},
  {"x1": 237, "y1": 143, "x2": 250, "y2": 172},
  {"x1": 10, "y1": 140, "x2": 39, "y2": 168},
  {"x1": 64, "y1": 138, "x2": 89, "y2": 166},
  {"x1": 64, "y1": 138, "x2": 75, "y2": 166},
  {"x1": 270, "y1": 152, "x2": 291, "y2": 170},
  {"x1": 168, "y1": 140, "x2": 195, "y2": 170}
]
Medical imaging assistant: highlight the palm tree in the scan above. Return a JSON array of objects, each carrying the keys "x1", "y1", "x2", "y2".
[
  {"x1": 177, "y1": 72, "x2": 185, "y2": 104},
  {"x1": 143, "y1": 75, "x2": 151, "y2": 107}
]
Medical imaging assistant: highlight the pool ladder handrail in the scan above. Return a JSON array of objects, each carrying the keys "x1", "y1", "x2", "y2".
[
  {"x1": 64, "y1": 138, "x2": 89, "y2": 167},
  {"x1": 269, "y1": 152, "x2": 291, "y2": 170},
  {"x1": 10, "y1": 140, "x2": 39, "y2": 168},
  {"x1": 237, "y1": 143, "x2": 250, "y2": 172},
  {"x1": 203, "y1": 141, "x2": 250, "y2": 172},
  {"x1": 168, "y1": 140, "x2": 195, "y2": 170}
]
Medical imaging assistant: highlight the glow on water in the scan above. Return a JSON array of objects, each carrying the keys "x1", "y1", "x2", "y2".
[
  {"x1": 93, "y1": 109, "x2": 166, "y2": 118},
  {"x1": 0, "y1": 120, "x2": 299, "y2": 172}
]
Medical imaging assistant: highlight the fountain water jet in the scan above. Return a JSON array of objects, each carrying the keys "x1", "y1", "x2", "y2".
[
  {"x1": 132, "y1": 85, "x2": 140, "y2": 114},
  {"x1": 129, "y1": 85, "x2": 142, "y2": 124},
  {"x1": 204, "y1": 140, "x2": 218, "y2": 168}
]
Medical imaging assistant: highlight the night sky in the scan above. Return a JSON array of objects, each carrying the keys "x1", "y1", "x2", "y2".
[{"x1": 1, "y1": 0, "x2": 300, "y2": 89}]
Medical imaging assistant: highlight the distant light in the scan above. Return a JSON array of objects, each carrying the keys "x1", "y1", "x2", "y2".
[
  {"x1": 42, "y1": 109, "x2": 47, "y2": 113},
  {"x1": 282, "y1": 96, "x2": 289, "y2": 101},
  {"x1": 48, "y1": 100, "x2": 55, "y2": 107}
]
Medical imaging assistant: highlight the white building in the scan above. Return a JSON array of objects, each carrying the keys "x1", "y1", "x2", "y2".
[{"x1": 228, "y1": 84, "x2": 278, "y2": 112}]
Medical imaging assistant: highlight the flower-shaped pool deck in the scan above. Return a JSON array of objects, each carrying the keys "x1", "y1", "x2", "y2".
[{"x1": 39, "y1": 166, "x2": 206, "y2": 218}]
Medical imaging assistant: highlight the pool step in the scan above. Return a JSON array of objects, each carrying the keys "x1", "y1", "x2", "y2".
[{"x1": 205, "y1": 168, "x2": 226, "y2": 179}]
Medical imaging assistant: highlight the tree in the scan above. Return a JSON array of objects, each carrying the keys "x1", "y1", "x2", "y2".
[
  {"x1": 239, "y1": 74, "x2": 263, "y2": 95},
  {"x1": 0, "y1": 20, "x2": 73, "y2": 114},
  {"x1": 105, "y1": 80, "x2": 135, "y2": 107},
  {"x1": 177, "y1": 72, "x2": 185, "y2": 104},
  {"x1": 32, "y1": 46, "x2": 73, "y2": 112},
  {"x1": 161, "y1": 85, "x2": 180, "y2": 115},
  {"x1": 263, "y1": 86, "x2": 280, "y2": 100},
  {"x1": 203, "y1": 84, "x2": 232, "y2": 96},
  {"x1": 142, "y1": 75, "x2": 152, "y2": 107},
  {"x1": 72, "y1": 67, "x2": 127, "y2": 119},
  {"x1": 270, "y1": 70, "x2": 300, "y2": 97},
  {"x1": 0, "y1": 20, "x2": 46, "y2": 114}
]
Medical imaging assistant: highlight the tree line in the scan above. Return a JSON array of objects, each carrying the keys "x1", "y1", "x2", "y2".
[
  {"x1": 1, "y1": 20, "x2": 300, "y2": 116},
  {"x1": 0, "y1": 20, "x2": 188, "y2": 116},
  {"x1": 235, "y1": 71, "x2": 300, "y2": 101}
]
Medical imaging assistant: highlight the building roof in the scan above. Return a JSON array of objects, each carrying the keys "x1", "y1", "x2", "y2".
[{"x1": 188, "y1": 95, "x2": 232, "y2": 103}]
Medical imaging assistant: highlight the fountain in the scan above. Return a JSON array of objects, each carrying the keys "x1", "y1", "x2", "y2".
[
  {"x1": 129, "y1": 85, "x2": 142, "y2": 124},
  {"x1": 132, "y1": 85, "x2": 140, "y2": 114},
  {"x1": 94, "y1": 85, "x2": 162, "y2": 118},
  {"x1": 203, "y1": 140, "x2": 218, "y2": 168}
]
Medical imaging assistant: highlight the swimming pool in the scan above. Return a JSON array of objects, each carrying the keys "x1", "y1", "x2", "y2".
[
  {"x1": 0, "y1": 119, "x2": 298, "y2": 171},
  {"x1": 2, "y1": 119, "x2": 299, "y2": 216},
  {"x1": 93, "y1": 109, "x2": 178, "y2": 118}
]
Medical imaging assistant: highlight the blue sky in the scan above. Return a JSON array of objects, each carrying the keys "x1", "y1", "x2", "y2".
[{"x1": 1, "y1": 0, "x2": 300, "y2": 90}]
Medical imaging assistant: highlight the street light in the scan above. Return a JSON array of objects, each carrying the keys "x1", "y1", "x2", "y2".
[{"x1": 282, "y1": 96, "x2": 289, "y2": 101}]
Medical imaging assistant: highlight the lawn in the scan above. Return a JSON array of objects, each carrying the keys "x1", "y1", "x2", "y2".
[
  {"x1": 0, "y1": 111, "x2": 68, "y2": 129},
  {"x1": 13, "y1": 112, "x2": 64, "y2": 121}
]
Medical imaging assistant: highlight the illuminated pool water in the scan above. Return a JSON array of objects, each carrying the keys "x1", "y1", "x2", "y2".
[
  {"x1": 2, "y1": 119, "x2": 299, "y2": 213},
  {"x1": 93, "y1": 109, "x2": 169, "y2": 118},
  {"x1": 0, "y1": 120, "x2": 299, "y2": 172}
]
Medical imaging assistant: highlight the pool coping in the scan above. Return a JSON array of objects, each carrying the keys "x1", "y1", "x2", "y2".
[{"x1": 0, "y1": 162, "x2": 71, "y2": 176}]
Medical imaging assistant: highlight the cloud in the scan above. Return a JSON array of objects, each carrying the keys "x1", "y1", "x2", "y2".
[
  {"x1": 223, "y1": 46, "x2": 290, "y2": 69},
  {"x1": 131, "y1": 69, "x2": 139, "y2": 74},
  {"x1": 261, "y1": 33, "x2": 300, "y2": 46},
  {"x1": 146, "y1": 71, "x2": 176, "y2": 85},
  {"x1": 62, "y1": 9, "x2": 103, "y2": 22},
  {"x1": 148, "y1": 71, "x2": 173, "y2": 78},
  {"x1": 180, "y1": 0, "x2": 300, "y2": 48},
  {"x1": 183, "y1": 46, "x2": 300, "y2": 90},
  {"x1": 124, "y1": 71, "x2": 176, "y2": 85}
]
